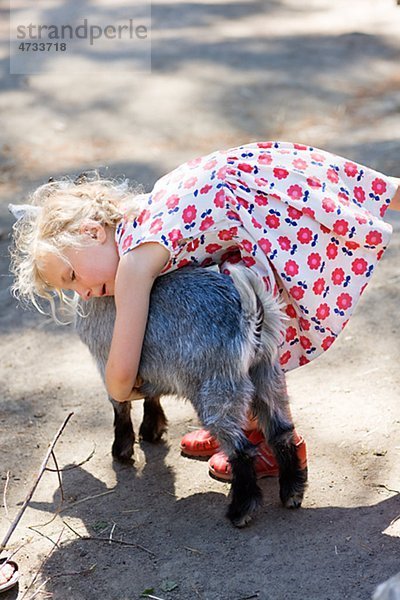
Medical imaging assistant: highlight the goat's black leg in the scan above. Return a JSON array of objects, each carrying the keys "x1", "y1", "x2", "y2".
[
  {"x1": 226, "y1": 439, "x2": 262, "y2": 527},
  {"x1": 111, "y1": 399, "x2": 135, "y2": 461},
  {"x1": 250, "y1": 361, "x2": 307, "y2": 509},
  {"x1": 139, "y1": 396, "x2": 168, "y2": 442}
]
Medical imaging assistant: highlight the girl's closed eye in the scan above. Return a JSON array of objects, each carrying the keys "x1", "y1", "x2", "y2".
[{"x1": 71, "y1": 271, "x2": 76, "y2": 282}]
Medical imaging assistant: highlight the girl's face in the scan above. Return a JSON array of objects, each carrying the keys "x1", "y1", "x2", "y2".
[{"x1": 40, "y1": 222, "x2": 120, "y2": 300}]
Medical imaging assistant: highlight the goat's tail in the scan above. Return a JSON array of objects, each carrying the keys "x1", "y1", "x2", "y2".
[{"x1": 228, "y1": 265, "x2": 285, "y2": 367}]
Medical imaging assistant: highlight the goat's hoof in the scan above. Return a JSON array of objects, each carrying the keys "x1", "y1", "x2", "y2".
[
  {"x1": 112, "y1": 435, "x2": 135, "y2": 462},
  {"x1": 139, "y1": 419, "x2": 167, "y2": 443},
  {"x1": 226, "y1": 493, "x2": 262, "y2": 528},
  {"x1": 280, "y1": 468, "x2": 307, "y2": 509}
]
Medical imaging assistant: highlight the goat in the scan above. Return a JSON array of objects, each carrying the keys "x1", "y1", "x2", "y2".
[{"x1": 76, "y1": 265, "x2": 307, "y2": 527}]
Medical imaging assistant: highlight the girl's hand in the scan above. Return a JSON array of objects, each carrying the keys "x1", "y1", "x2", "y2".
[{"x1": 105, "y1": 243, "x2": 169, "y2": 403}]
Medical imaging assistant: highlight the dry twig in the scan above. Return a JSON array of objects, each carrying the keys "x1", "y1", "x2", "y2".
[{"x1": 0, "y1": 412, "x2": 74, "y2": 553}]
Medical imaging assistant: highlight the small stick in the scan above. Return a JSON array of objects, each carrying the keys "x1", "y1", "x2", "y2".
[
  {"x1": 0, "y1": 412, "x2": 74, "y2": 553},
  {"x1": 109, "y1": 523, "x2": 116, "y2": 544},
  {"x1": 51, "y1": 450, "x2": 64, "y2": 502},
  {"x1": 20, "y1": 528, "x2": 65, "y2": 600},
  {"x1": 2, "y1": 470, "x2": 10, "y2": 521},
  {"x1": 45, "y1": 444, "x2": 96, "y2": 472}
]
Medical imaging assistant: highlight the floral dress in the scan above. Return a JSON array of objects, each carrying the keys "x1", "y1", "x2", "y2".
[{"x1": 115, "y1": 142, "x2": 396, "y2": 372}]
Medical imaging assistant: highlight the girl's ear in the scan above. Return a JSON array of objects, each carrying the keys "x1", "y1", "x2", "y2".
[{"x1": 79, "y1": 220, "x2": 107, "y2": 242}]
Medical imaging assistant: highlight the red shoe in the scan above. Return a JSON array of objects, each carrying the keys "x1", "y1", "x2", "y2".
[
  {"x1": 208, "y1": 431, "x2": 307, "y2": 482},
  {"x1": 180, "y1": 429, "x2": 220, "y2": 457}
]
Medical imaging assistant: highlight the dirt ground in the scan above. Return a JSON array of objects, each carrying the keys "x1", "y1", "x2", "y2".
[{"x1": 1, "y1": 0, "x2": 400, "y2": 599}]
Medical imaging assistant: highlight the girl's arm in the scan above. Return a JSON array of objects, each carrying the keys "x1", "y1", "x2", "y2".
[
  {"x1": 389, "y1": 177, "x2": 400, "y2": 212},
  {"x1": 105, "y1": 242, "x2": 170, "y2": 403}
]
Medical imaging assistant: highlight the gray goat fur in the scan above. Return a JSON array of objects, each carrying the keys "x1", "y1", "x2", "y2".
[{"x1": 76, "y1": 265, "x2": 307, "y2": 526}]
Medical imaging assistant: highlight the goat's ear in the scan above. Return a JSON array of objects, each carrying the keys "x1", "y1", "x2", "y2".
[{"x1": 8, "y1": 203, "x2": 41, "y2": 221}]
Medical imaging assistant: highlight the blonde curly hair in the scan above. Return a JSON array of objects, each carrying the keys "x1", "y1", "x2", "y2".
[{"x1": 10, "y1": 172, "x2": 145, "y2": 322}]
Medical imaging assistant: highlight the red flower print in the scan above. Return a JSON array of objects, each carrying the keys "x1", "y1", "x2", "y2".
[
  {"x1": 200, "y1": 215, "x2": 215, "y2": 231},
  {"x1": 293, "y1": 158, "x2": 307, "y2": 170},
  {"x1": 284, "y1": 260, "x2": 299, "y2": 277},
  {"x1": 204, "y1": 159, "x2": 217, "y2": 170},
  {"x1": 336, "y1": 293, "x2": 353, "y2": 310},
  {"x1": 258, "y1": 154, "x2": 273, "y2": 165},
  {"x1": 321, "y1": 336, "x2": 335, "y2": 351},
  {"x1": 177, "y1": 258, "x2": 191, "y2": 268},
  {"x1": 153, "y1": 189, "x2": 166, "y2": 202},
  {"x1": 377, "y1": 249, "x2": 384, "y2": 261},
  {"x1": 344, "y1": 162, "x2": 358, "y2": 177},
  {"x1": 259, "y1": 238, "x2": 272, "y2": 254},
  {"x1": 327, "y1": 168, "x2": 339, "y2": 184},
  {"x1": 237, "y1": 196, "x2": 250, "y2": 209},
  {"x1": 286, "y1": 326, "x2": 297, "y2": 342},
  {"x1": 149, "y1": 218, "x2": 163, "y2": 234},
  {"x1": 311, "y1": 152, "x2": 326, "y2": 163},
  {"x1": 137, "y1": 209, "x2": 151, "y2": 225},
  {"x1": 365, "y1": 230, "x2": 383, "y2": 246},
  {"x1": 254, "y1": 193, "x2": 268, "y2": 206},
  {"x1": 218, "y1": 227, "x2": 238, "y2": 241},
  {"x1": 333, "y1": 219, "x2": 349, "y2": 236},
  {"x1": 226, "y1": 209, "x2": 242, "y2": 223},
  {"x1": 293, "y1": 143, "x2": 308, "y2": 150},
  {"x1": 320, "y1": 224, "x2": 330, "y2": 235},
  {"x1": 300, "y1": 336, "x2": 312, "y2": 350},
  {"x1": 287, "y1": 206, "x2": 303, "y2": 220},
  {"x1": 331, "y1": 268, "x2": 345, "y2": 285},
  {"x1": 242, "y1": 256, "x2": 256, "y2": 267},
  {"x1": 200, "y1": 257, "x2": 213, "y2": 268},
  {"x1": 299, "y1": 317, "x2": 310, "y2": 331},
  {"x1": 322, "y1": 197, "x2": 336, "y2": 213},
  {"x1": 187, "y1": 238, "x2": 200, "y2": 253},
  {"x1": 355, "y1": 212, "x2": 367, "y2": 225},
  {"x1": 238, "y1": 162, "x2": 253, "y2": 173},
  {"x1": 269, "y1": 192, "x2": 282, "y2": 201},
  {"x1": 326, "y1": 242, "x2": 338, "y2": 259},
  {"x1": 257, "y1": 142, "x2": 273, "y2": 149},
  {"x1": 302, "y1": 207, "x2": 315, "y2": 219},
  {"x1": 182, "y1": 204, "x2": 197, "y2": 223},
  {"x1": 345, "y1": 240, "x2": 360, "y2": 250},
  {"x1": 285, "y1": 304, "x2": 297, "y2": 318},
  {"x1": 122, "y1": 234, "x2": 133, "y2": 252},
  {"x1": 338, "y1": 192, "x2": 350, "y2": 206},
  {"x1": 166, "y1": 194, "x2": 180, "y2": 210},
  {"x1": 255, "y1": 177, "x2": 268, "y2": 187},
  {"x1": 371, "y1": 178, "x2": 387, "y2": 195},
  {"x1": 353, "y1": 186, "x2": 366, "y2": 203},
  {"x1": 316, "y1": 303, "x2": 330, "y2": 320},
  {"x1": 313, "y1": 277, "x2": 325, "y2": 295},
  {"x1": 168, "y1": 228, "x2": 184, "y2": 247},
  {"x1": 273, "y1": 167, "x2": 289, "y2": 180},
  {"x1": 217, "y1": 166, "x2": 227, "y2": 179},
  {"x1": 307, "y1": 176, "x2": 322, "y2": 188},
  {"x1": 297, "y1": 227, "x2": 313, "y2": 244},
  {"x1": 251, "y1": 217, "x2": 262, "y2": 229},
  {"x1": 200, "y1": 184, "x2": 212, "y2": 194},
  {"x1": 278, "y1": 236, "x2": 291, "y2": 251},
  {"x1": 351, "y1": 258, "x2": 368, "y2": 275},
  {"x1": 299, "y1": 356, "x2": 310, "y2": 366},
  {"x1": 290, "y1": 285, "x2": 305, "y2": 301},
  {"x1": 307, "y1": 252, "x2": 322, "y2": 270},
  {"x1": 241, "y1": 239, "x2": 253, "y2": 253},
  {"x1": 184, "y1": 176, "x2": 198, "y2": 189},
  {"x1": 206, "y1": 243, "x2": 222, "y2": 254},
  {"x1": 187, "y1": 157, "x2": 201, "y2": 167},
  {"x1": 280, "y1": 351, "x2": 291, "y2": 366},
  {"x1": 287, "y1": 184, "x2": 303, "y2": 200},
  {"x1": 265, "y1": 214, "x2": 281, "y2": 229}
]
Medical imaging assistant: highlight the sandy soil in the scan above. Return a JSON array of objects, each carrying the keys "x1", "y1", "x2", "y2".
[{"x1": 0, "y1": 1, "x2": 399, "y2": 599}]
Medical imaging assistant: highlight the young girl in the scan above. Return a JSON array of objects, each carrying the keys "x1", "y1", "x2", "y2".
[{"x1": 10, "y1": 141, "x2": 400, "y2": 482}]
